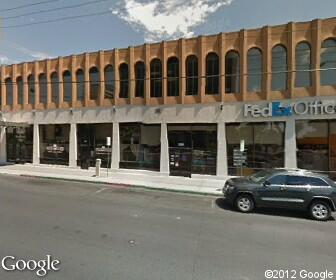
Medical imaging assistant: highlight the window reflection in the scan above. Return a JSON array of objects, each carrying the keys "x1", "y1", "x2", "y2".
[
  {"x1": 320, "y1": 39, "x2": 336, "y2": 86},
  {"x1": 76, "y1": 69, "x2": 85, "y2": 102},
  {"x1": 16, "y1": 77, "x2": 24, "y2": 105},
  {"x1": 226, "y1": 122, "x2": 285, "y2": 176},
  {"x1": 247, "y1": 48, "x2": 262, "y2": 92},
  {"x1": 186, "y1": 55, "x2": 198, "y2": 96},
  {"x1": 5, "y1": 78, "x2": 13, "y2": 106},
  {"x1": 104, "y1": 65, "x2": 115, "y2": 99},
  {"x1": 295, "y1": 42, "x2": 312, "y2": 88},
  {"x1": 150, "y1": 59, "x2": 162, "y2": 97},
  {"x1": 205, "y1": 52, "x2": 219, "y2": 94},
  {"x1": 167, "y1": 57, "x2": 179, "y2": 97},
  {"x1": 50, "y1": 72, "x2": 59, "y2": 104},
  {"x1": 119, "y1": 63, "x2": 129, "y2": 98},
  {"x1": 27, "y1": 74, "x2": 35, "y2": 105},
  {"x1": 89, "y1": 67, "x2": 100, "y2": 100},
  {"x1": 225, "y1": 51, "x2": 240, "y2": 93},
  {"x1": 39, "y1": 73, "x2": 47, "y2": 104},
  {"x1": 135, "y1": 61, "x2": 145, "y2": 98},
  {"x1": 272, "y1": 45, "x2": 288, "y2": 91}
]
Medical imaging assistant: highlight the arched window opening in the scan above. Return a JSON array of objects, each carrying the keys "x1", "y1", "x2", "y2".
[
  {"x1": 39, "y1": 73, "x2": 47, "y2": 104},
  {"x1": 27, "y1": 74, "x2": 35, "y2": 105},
  {"x1": 135, "y1": 61, "x2": 145, "y2": 98},
  {"x1": 76, "y1": 69, "x2": 85, "y2": 102},
  {"x1": 89, "y1": 67, "x2": 100, "y2": 100},
  {"x1": 186, "y1": 55, "x2": 198, "y2": 96},
  {"x1": 16, "y1": 77, "x2": 24, "y2": 105},
  {"x1": 167, "y1": 57, "x2": 179, "y2": 96},
  {"x1": 295, "y1": 42, "x2": 312, "y2": 88},
  {"x1": 104, "y1": 65, "x2": 114, "y2": 99},
  {"x1": 272, "y1": 45, "x2": 288, "y2": 91},
  {"x1": 119, "y1": 63, "x2": 129, "y2": 98},
  {"x1": 247, "y1": 48, "x2": 262, "y2": 92},
  {"x1": 225, "y1": 51, "x2": 240, "y2": 93},
  {"x1": 5, "y1": 78, "x2": 13, "y2": 106},
  {"x1": 321, "y1": 39, "x2": 336, "y2": 86},
  {"x1": 50, "y1": 72, "x2": 59, "y2": 104},
  {"x1": 150, "y1": 59, "x2": 162, "y2": 97},
  {"x1": 63, "y1": 70, "x2": 72, "y2": 103},
  {"x1": 206, "y1": 52, "x2": 219, "y2": 94}
]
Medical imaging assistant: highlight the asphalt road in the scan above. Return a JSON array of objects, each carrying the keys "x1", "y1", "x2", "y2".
[{"x1": 0, "y1": 174, "x2": 335, "y2": 280}]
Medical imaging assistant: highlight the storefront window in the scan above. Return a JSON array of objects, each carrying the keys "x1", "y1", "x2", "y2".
[
  {"x1": 226, "y1": 122, "x2": 285, "y2": 176},
  {"x1": 296, "y1": 120, "x2": 336, "y2": 178},
  {"x1": 6, "y1": 126, "x2": 33, "y2": 163},
  {"x1": 168, "y1": 124, "x2": 217, "y2": 177},
  {"x1": 120, "y1": 123, "x2": 160, "y2": 171},
  {"x1": 77, "y1": 124, "x2": 113, "y2": 169},
  {"x1": 39, "y1": 124, "x2": 70, "y2": 165}
]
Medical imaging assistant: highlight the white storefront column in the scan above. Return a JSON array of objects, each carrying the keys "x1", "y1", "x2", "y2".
[
  {"x1": 216, "y1": 122, "x2": 228, "y2": 177},
  {"x1": 111, "y1": 122, "x2": 120, "y2": 170},
  {"x1": 33, "y1": 124, "x2": 40, "y2": 165},
  {"x1": 0, "y1": 127, "x2": 7, "y2": 164},
  {"x1": 69, "y1": 123, "x2": 77, "y2": 168},
  {"x1": 285, "y1": 119, "x2": 297, "y2": 169},
  {"x1": 160, "y1": 123, "x2": 169, "y2": 175}
]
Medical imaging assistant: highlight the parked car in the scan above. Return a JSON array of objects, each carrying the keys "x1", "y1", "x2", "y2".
[{"x1": 223, "y1": 169, "x2": 336, "y2": 221}]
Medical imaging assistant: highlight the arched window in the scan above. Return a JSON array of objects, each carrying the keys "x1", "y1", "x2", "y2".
[
  {"x1": 63, "y1": 70, "x2": 72, "y2": 103},
  {"x1": 272, "y1": 45, "x2": 288, "y2": 91},
  {"x1": 150, "y1": 59, "x2": 162, "y2": 97},
  {"x1": 27, "y1": 74, "x2": 35, "y2": 105},
  {"x1": 205, "y1": 52, "x2": 219, "y2": 94},
  {"x1": 186, "y1": 55, "x2": 198, "y2": 96},
  {"x1": 321, "y1": 39, "x2": 336, "y2": 86},
  {"x1": 76, "y1": 69, "x2": 85, "y2": 102},
  {"x1": 50, "y1": 72, "x2": 59, "y2": 104},
  {"x1": 104, "y1": 65, "x2": 114, "y2": 99},
  {"x1": 89, "y1": 67, "x2": 100, "y2": 100},
  {"x1": 135, "y1": 61, "x2": 145, "y2": 98},
  {"x1": 247, "y1": 48, "x2": 262, "y2": 92},
  {"x1": 5, "y1": 78, "x2": 13, "y2": 106},
  {"x1": 39, "y1": 73, "x2": 47, "y2": 104},
  {"x1": 16, "y1": 76, "x2": 23, "y2": 105},
  {"x1": 167, "y1": 57, "x2": 179, "y2": 96},
  {"x1": 225, "y1": 51, "x2": 240, "y2": 93},
  {"x1": 295, "y1": 42, "x2": 311, "y2": 88},
  {"x1": 119, "y1": 63, "x2": 129, "y2": 98}
]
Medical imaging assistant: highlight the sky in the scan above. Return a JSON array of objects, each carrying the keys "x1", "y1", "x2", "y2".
[{"x1": 0, "y1": 0, "x2": 335, "y2": 65}]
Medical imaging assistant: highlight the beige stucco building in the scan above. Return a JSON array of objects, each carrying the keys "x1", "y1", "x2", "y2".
[{"x1": 1, "y1": 17, "x2": 336, "y2": 182}]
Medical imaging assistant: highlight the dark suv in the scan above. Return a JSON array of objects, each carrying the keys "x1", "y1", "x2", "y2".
[{"x1": 223, "y1": 169, "x2": 336, "y2": 221}]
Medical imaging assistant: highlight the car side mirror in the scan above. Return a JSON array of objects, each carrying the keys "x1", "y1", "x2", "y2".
[{"x1": 263, "y1": 180, "x2": 271, "y2": 187}]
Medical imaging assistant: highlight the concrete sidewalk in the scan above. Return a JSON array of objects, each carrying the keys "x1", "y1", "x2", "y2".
[{"x1": 0, "y1": 164, "x2": 225, "y2": 195}]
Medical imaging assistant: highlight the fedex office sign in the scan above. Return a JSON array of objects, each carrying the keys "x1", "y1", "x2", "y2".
[{"x1": 244, "y1": 100, "x2": 336, "y2": 118}]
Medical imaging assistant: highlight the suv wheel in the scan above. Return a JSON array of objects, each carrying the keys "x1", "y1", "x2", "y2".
[
  {"x1": 235, "y1": 194, "x2": 255, "y2": 213},
  {"x1": 310, "y1": 201, "x2": 331, "y2": 221}
]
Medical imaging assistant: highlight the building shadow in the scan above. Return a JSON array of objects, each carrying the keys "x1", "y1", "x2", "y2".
[{"x1": 215, "y1": 198, "x2": 335, "y2": 221}]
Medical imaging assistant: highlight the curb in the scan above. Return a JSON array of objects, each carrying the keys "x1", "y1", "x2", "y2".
[{"x1": 18, "y1": 174, "x2": 223, "y2": 197}]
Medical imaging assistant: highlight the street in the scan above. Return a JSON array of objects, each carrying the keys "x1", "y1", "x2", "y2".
[{"x1": 0, "y1": 174, "x2": 335, "y2": 280}]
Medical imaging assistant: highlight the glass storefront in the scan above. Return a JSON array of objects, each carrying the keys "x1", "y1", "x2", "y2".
[
  {"x1": 296, "y1": 120, "x2": 336, "y2": 178},
  {"x1": 120, "y1": 123, "x2": 161, "y2": 171},
  {"x1": 77, "y1": 124, "x2": 113, "y2": 169},
  {"x1": 226, "y1": 122, "x2": 285, "y2": 176},
  {"x1": 39, "y1": 124, "x2": 70, "y2": 165},
  {"x1": 6, "y1": 126, "x2": 33, "y2": 163},
  {"x1": 168, "y1": 124, "x2": 217, "y2": 177}
]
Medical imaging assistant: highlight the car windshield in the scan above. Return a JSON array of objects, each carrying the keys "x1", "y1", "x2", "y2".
[{"x1": 249, "y1": 170, "x2": 272, "y2": 183}]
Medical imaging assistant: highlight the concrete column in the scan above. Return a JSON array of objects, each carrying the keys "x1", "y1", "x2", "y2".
[
  {"x1": 160, "y1": 123, "x2": 169, "y2": 175},
  {"x1": 98, "y1": 51, "x2": 105, "y2": 106},
  {"x1": 0, "y1": 127, "x2": 7, "y2": 164},
  {"x1": 162, "y1": 41, "x2": 167, "y2": 104},
  {"x1": 69, "y1": 123, "x2": 77, "y2": 168},
  {"x1": 129, "y1": 46, "x2": 135, "y2": 104},
  {"x1": 111, "y1": 122, "x2": 120, "y2": 170},
  {"x1": 144, "y1": 44, "x2": 151, "y2": 105},
  {"x1": 263, "y1": 26, "x2": 271, "y2": 100},
  {"x1": 285, "y1": 119, "x2": 297, "y2": 169},
  {"x1": 33, "y1": 123, "x2": 40, "y2": 165},
  {"x1": 198, "y1": 35, "x2": 206, "y2": 102},
  {"x1": 179, "y1": 38, "x2": 186, "y2": 104},
  {"x1": 288, "y1": 22, "x2": 296, "y2": 98},
  {"x1": 240, "y1": 29, "x2": 247, "y2": 101},
  {"x1": 113, "y1": 49, "x2": 120, "y2": 105},
  {"x1": 219, "y1": 32, "x2": 226, "y2": 102},
  {"x1": 216, "y1": 123, "x2": 228, "y2": 177}
]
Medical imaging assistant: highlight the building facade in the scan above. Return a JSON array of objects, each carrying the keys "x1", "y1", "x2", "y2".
[{"x1": 1, "y1": 17, "x2": 336, "y2": 179}]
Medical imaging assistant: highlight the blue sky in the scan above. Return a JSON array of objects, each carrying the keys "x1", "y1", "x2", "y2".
[{"x1": 0, "y1": 0, "x2": 335, "y2": 64}]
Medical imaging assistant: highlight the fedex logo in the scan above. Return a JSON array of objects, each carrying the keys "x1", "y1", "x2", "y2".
[{"x1": 244, "y1": 102, "x2": 292, "y2": 118}]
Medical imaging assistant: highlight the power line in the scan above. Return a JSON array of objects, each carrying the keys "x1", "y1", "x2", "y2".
[
  {"x1": 2, "y1": 0, "x2": 111, "y2": 20},
  {"x1": 0, "y1": 0, "x2": 60, "y2": 13},
  {"x1": 1, "y1": 10, "x2": 111, "y2": 28}
]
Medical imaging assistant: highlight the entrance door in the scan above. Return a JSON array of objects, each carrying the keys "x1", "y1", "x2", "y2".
[{"x1": 168, "y1": 130, "x2": 192, "y2": 177}]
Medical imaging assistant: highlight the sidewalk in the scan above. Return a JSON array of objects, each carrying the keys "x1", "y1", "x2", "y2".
[{"x1": 0, "y1": 164, "x2": 226, "y2": 196}]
